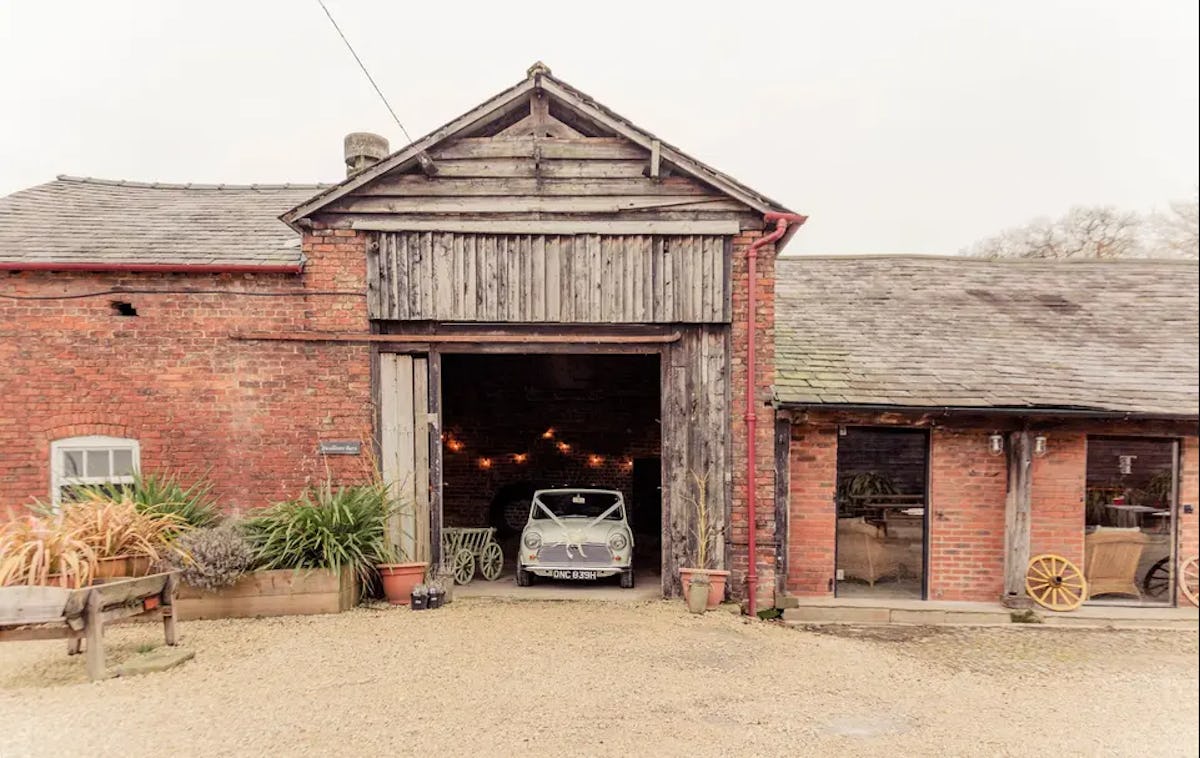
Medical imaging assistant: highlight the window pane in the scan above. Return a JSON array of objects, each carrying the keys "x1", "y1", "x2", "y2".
[
  {"x1": 85, "y1": 450, "x2": 110, "y2": 478},
  {"x1": 112, "y1": 449, "x2": 135, "y2": 476},
  {"x1": 63, "y1": 450, "x2": 84, "y2": 477}
]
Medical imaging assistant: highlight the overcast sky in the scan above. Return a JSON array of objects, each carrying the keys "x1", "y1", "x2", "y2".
[{"x1": 1, "y1": 1, "x2": 1196, "y2": 254}]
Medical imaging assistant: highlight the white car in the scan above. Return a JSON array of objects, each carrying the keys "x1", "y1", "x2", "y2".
[{"x1": 517, "y1": 488, "x2": 635, "y2": 588}]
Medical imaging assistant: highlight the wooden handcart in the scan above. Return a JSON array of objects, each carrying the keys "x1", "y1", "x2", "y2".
[
  {"x1": 442, "y1": 527, "x2": 504, "y2": 584},
  {"x1": 0, "y1": 572, "x2": 180, "y2": 681}
]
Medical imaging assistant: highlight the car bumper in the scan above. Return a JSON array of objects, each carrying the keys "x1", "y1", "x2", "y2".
[{"x1": 522, "y1": 564, "x2": 629, "y2": 577}]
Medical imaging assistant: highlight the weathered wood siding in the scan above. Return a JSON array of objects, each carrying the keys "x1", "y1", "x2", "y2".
[
  {"x1": 662, "y1": 326, "x2": 731, "y2": 594},
  {"x1": 323, "y1": 137, "x2": 762, "y2": 230},
  {"x1": 369, "y1": 232, "x2": 730, "y2": 323}
]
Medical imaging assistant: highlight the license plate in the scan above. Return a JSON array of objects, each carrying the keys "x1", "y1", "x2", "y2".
[{"x1": 551, "y1": 569, "x2": 597, "y2": 580}]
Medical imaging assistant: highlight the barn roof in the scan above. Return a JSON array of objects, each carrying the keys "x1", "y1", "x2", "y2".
[
  {"x1": 282, "y1": 63, "x2": 796, "y2": 238},
  {"x1": 0, "y1": 176, "x2": 324, "y2": 270},
  {"x1": 774, "y1": 256, "x2": 1200, "y2": 417}
]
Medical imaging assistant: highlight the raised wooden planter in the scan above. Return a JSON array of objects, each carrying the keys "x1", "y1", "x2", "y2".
[{"x1": 175, "y1": 568, "x2": 358, "y2": 621}]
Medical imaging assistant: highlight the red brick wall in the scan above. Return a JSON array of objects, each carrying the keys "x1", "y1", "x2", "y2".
[
  {"x1": 727, "y1": 232, "x2": 779, "y2": 605},
  {"x1": 1180, "y1": 437, "x2": 1199, "y2": 606},
  {"x1": 0, "y1": 228, "x2": 373, "y2": 515},
  {"x1": 1029, "y1": 432, "x2": 1086, "y2": 567},
  {"x1": 785, "y1": 421, "x2": 838, "y2": 595},
  {"x1": 926, "y1": 428, "x2": 1007, "y2": 601}
]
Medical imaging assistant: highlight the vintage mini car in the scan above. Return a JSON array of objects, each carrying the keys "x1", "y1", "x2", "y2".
[{"x1": 517, "y1": 488, "x2": 635, "y2": 587}]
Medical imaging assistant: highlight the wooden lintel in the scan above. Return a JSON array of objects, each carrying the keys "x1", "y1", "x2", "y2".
[
  {"x1": 232, "y1": 331, "x2": 682, "y2": 345},
  {"x1": 347, "y1": 218, "x2": 741, "y2": 235}
]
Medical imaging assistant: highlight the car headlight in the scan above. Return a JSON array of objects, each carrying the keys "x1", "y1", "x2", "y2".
[
  {"x1": 608, "y1": 532, "x2": 628, "y2": 551},
  {"x1": 523, "y1": 531, "x2": 543, "y2": 550}
]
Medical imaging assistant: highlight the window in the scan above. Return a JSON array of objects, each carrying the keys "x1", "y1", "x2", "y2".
[{"x1": 50, "y1": 436, "x2": 140, "y2": 505}]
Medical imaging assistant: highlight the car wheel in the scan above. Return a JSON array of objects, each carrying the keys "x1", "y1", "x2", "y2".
[
  {"x1": 516, "y1": 566, "x2": 533, "y2": 587},
  {"x1": 620, "y1": 569, "x2": 634, "y2": 589}
]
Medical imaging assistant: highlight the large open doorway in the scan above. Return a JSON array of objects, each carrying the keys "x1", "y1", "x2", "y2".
[
  {"x1": 439, "y1": 353, "x2": 662, "y2": 594},
  {"x1": 1084, "y1": 436, "x2": 1178, "y2": 606},
  {"x1": 835, "y1": 427, "x2": 929, "y2": 599}
]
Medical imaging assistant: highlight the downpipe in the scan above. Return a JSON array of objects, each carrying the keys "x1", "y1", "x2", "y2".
[{"x1": 745, "y1": 211, "x2": 807, "y2": 617}]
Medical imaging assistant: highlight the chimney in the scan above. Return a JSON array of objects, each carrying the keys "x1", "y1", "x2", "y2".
[{"x1": 343, "y1": 132, "x2": 389, "y2": 176}]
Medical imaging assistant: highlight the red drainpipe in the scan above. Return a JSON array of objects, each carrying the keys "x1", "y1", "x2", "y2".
[
  {"x1": 745, "y1": 211, "x2": 807, "y2": 617},
  {"x1": 0, "y1": 262, "x2": 304, "y2": 274}
]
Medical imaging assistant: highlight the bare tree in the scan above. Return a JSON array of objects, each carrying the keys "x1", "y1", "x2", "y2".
[
  {"x1": 966, "y1": 205, "x2": 1144, "y2": 259},
  {"x1": 1148, "y1": 195, "x2": 1199, "y2": 259}
]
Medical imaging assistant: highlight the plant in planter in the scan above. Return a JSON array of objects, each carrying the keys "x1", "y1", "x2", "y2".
[
  {"x1": 244, "y1": 481, "x2": 405, "y2": 596},
  {"x1": 71, "y1": 471, "x2": 222, "y2": 530},
  {"x1": 0, "y1": 515, "x2": 97, "y2": 588},
  {"x1": 160, "y1": 522, "x2": 256, "y2": 592},
  {"x1": 59, "y1": 491, "x2": 189, "y2": 577},
  {"x1": 677, "y1": 466, "x2": 728, "y2": 610}
]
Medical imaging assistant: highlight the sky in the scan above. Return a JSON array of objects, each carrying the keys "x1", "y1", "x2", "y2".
[{"x1": 1, "y1": 1, "x2": 1196, "y2": 255}]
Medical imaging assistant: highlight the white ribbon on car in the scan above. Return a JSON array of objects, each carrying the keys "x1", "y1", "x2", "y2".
[{"x1": 534, "y1": 498, "x2": 621, "y2": 559}]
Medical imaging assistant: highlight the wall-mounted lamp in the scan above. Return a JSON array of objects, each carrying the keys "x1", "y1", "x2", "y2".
[
  {"x1": 1033, "y1": 435, "x2": 1048, "y2": 457},
  {"x1": 988, "y1": 434, "x2": 1005, "y2": 456},
  {"x1": 1118, "y1": 455, "x2": 1136, "y2": 475}
]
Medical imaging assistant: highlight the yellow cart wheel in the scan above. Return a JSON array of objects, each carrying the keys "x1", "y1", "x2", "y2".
[
  {"x1": 1181, "y1": 556, "x2": 1199, "y2": 608},
  {"x1": 1026, "y1": 554, "x2": 1087, "y2": 611}
]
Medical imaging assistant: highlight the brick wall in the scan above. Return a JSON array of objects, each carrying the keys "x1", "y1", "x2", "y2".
[
  {"x1": 1029, "y1": 432, "x2": 1086, "y2": 567},
  {"x1": 925, "y1": 428, "x2": 1007, "y2": 601},
  {"x1": 785, "y1": 420, "x2": 838, "y2": 595},
  {"x1": 727, "y1": 232, "x2": 779, "y2": 605},
  {"x1": 1180, "y1": 437, "x2": 1199, "y2": 606},
  {"x1": 0, "y1": 228, "x2": 373, "y2": 515}
]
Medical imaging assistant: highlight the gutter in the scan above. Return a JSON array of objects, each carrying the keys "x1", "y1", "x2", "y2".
[
  {"x1": 775, "y1": 401, "x2": 1200, "y2": 423},
  {"x1": 0, "y1": 262, "x2": 305, "y2": 274}
]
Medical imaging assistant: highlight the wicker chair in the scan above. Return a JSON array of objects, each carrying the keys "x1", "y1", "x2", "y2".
[
  {"x1": 837, "y1": 517, "x2": 900, "y2": 586},
  {"x1": 1085, "y1": 528, "x2": 1148, "y2": 600}
]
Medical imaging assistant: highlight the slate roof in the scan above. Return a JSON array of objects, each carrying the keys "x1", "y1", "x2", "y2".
[
  {"x1": 0, "y1": 176, "x2": 327, "y2": 268},
  {"x1": 775, "y1": 256, "x2": 1200, "y2": 417}
]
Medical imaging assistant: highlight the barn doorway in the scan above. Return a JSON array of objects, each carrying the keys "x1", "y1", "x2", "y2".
[
  {"x1": 835, "y1": 427, "x2": 929, "y2": 599},
  {"x1": 439, "y1": 353, "x2": 662, "y2": 595}
]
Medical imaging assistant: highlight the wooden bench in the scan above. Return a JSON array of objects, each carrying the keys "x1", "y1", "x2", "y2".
[{"x1": 0, "y1": 572, "x2": 180, "y2": 681}]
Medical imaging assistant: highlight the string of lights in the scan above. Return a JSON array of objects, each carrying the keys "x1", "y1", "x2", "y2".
[{"x1": 443, "y1": 426, "x2": 635, "y2": 472}]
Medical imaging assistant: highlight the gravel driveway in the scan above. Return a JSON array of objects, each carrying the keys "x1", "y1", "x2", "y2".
[{"x1": 1, "y1": 600, "x2": 1196, "y2": 757}]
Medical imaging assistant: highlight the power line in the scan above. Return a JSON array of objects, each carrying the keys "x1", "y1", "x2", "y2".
[{"x1": 315, "y1": 0, "x2": 413, "y2": 144}]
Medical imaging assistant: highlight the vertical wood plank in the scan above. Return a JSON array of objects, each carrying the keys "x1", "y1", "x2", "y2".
[
  {"x1": 700, "y1": 236, "x2": 714, "y2": 322},
  {"x1": 428, "y1": 350, "x2": 443, "y2": 570},
  {"x1": 366, "y1": 233, "x2": 381, "y2": 319},
  {"x1": 572, "y1": 235, "x2": 588, "y2": 320},
  {"x1": 531, "y1": 235, "x2": 546, "y2": 321},
  {"x1": 483, "y1": 235, "x2": 498, "y2": 320},
  {"x1": 722, "y1": 236, "x2": 733, "y2": 322},
  {"x1": 774, "y1": 415, "x2": 791, "y2": 602},
  {"x1": 462, "y1": 235, "x2": 477, "y2": 321},
  {"x1": 1003, "y1": 430, "x2": 1033, "y2": 598},
  {"x1": 413, "y1": 357, "x2": 431, "y2": 565},
  {"x1": 450, "y1": 233, "x2": 464, "y2": 318},
  {"x1": 433, "y1": 233, "x2": 453, "y2": 320},
  {"x1": 421, "y1": 232, "x2": 435, "y2": 319},
  {"x1": 545, "y1": 235, "x2": 561, "y2": 321}
]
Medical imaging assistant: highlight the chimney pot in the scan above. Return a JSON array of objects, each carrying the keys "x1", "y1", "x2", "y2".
[{"x1": 344, "y1": 132, "x2": 389, "y2": 176}]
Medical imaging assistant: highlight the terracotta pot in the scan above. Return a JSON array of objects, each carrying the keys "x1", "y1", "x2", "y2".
[
  {"x1": 679, "y1": 568, "x2": 730, "y2": 610},
  {"x1": 94, "y1": 556, "x2": 130, "y2": 579},
  {"x1": 377, "y1": 562, "x2": 428, "y2": 605}
]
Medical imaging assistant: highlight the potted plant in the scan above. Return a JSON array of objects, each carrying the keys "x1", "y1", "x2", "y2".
[
  {"x1": 678, "y1": 467, "x2": 729, "y2": 610},
  {"x1": 58, "y1": 491, "x2": 187, "y2": 577},
  {"x1": 243, "y1": 480, "x2": 421, "y2": 604},
  {"x1": 159, "y1": 522, "x2": 256, "y2": 592},
  {"x1": 0, "y1": 515, "x2": 97, "y2": 588},
  {"x1": 374, "y1": 482, "x2": 427, "y2": 606}
]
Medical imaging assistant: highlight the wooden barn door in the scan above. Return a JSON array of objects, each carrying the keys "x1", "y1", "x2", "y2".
[{"x1": 379, "y1": 354, "x2": 440, "y2": 568}]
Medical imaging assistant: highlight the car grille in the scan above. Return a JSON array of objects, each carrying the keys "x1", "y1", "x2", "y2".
[{"x1": 537, "y1": 543, "x2": 613, "y2": 567}]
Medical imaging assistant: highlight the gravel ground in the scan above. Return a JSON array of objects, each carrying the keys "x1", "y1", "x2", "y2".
[{"x1": 1, "y1": 600, "x2": 1196, "y2": 757}]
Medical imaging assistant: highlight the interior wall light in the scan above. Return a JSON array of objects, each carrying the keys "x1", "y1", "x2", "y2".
[{"x1": 1033, "y1": 435, "x2": 1048, "y2": 457}]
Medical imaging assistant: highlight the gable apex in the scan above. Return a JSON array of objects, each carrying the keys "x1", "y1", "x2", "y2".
[{"x1": 282, "y1": 65, "x2": 796, "y2": 233}]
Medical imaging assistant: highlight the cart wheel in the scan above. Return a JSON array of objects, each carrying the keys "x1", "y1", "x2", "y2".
[
  {"x1": 1025, "y1": 554, "x2": 1087, "y2": 611},
  {"x1": 1141, "y1": 557, "x2": 1171, "y2": 599},
  {"x1": 452, "y1": 549, "x2": 475, "y2": 585},
  {"x1": 479, "y1": 542, "x2": 504, "y2": 581},
  {"x1": 1182, "y1": 556, "x2": 1200, "y2": 608}
]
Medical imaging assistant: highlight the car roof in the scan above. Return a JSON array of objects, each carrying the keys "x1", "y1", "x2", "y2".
[{"x1": 531, "y1": 488, "x2": 623, "y2": 497}]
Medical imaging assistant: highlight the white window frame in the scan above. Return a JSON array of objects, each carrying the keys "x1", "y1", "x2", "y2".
[{"x1": 50, "y1": 435, "x2": 141, "y2": 506}]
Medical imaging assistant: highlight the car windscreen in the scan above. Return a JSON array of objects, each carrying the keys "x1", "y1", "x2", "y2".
[{"x1": 532, "y1": 491, "x2": 622, "y2": 520}]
